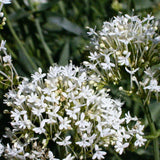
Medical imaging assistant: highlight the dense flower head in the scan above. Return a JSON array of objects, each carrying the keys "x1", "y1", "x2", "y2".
[
  {"x1": 2, "y1": 63, "x2": 146, "y2": 159},
  {"x1": 85, "y1": 14, "x2": 160, "y2": 95}
]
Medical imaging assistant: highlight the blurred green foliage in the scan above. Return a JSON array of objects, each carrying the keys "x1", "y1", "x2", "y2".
[
  {"x1": 0, "y1": 0, "x2": 160, "y2": 159},
  {"x1": 2, "y1": 0, "x2": 160, "y2": 75}
]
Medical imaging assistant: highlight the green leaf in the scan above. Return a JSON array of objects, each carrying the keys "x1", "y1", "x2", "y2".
[
  {"x1": 134, "y1": 0, "x2": 153, "y2": 10},
  {"x1": 58, "y1": 41, "x2": 69, "y2": 66},
  {"x1": 149, "y1": 102, "x2": 160, "y2": 124},
  {"x1": 37, "y1": 1, "x2": 59, "y2": 11},
  {"x1": 8, "y1": 9, "x2": 30, "y2": 21},
  {"x1": 18, "y1": 48, "x2": 35, "y2": 73},
  {"x1": 48, "y1": 16, "x2": 85, "y2": 35}
]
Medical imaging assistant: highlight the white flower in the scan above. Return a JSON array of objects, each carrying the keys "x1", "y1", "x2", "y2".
[
  {"x1": 27, "y1": 93, "x2": 38, "y2": 103},
  {"x1": 134, "y1": 134, "x2": 147, "y2": 147},
  {"x1": 144, "y1": 67, "x2": 156, "y2": 78},
  {"x1": 46, "y1": 105, "x2": 60, "y2": 118},
  {"x1": 11, "y1": 114, "x2": 32, "y2": 130},
  {"x1": 66, "y1": 108, "x2": 80, "y2": 120},
  {"x1": 88, "y1": 51, "x2": 99, "y2": 61},
  {"x1": 118, "y1": 51, "x2": 131, "y2": 66},
  {"x1": 57, "y1": 136, "x2": 72, "y2": 146},
  {"x1": 92, "y1": 145, "x2": 107, "y2": 160},
  {"x1": 58, "y1": 117, "x2": 71, "y2": 130},
  {"x1": 45, "y1": 92, "x2": 60, "y2": 104},
  {"x1": 3, "y1": 55, "x2": 12, "y2": 63},
  {"x1": 125, "y1": 112, "x2": 138, "y2": 124},
  {"x1": 11, "y1": 109, "x2": 27, "y2": 122},
  {"x1": 48, "y1": 151, "x2": 59, "y2": 160},
  {"x1": 5, "y1": 143, "x2": 24, "y2": 159},
  {"x1": 0, "y1": 141, "x2": 4, "y2": 157},
  {"x1": 33, "y1": 120, "x2": 46, "y2": 134},
  {"x1": 0, "y1": 0, "x2": 11, "y2": 4},
  {"x1": 87, "y1": 26, "x2": 98, "y2": 36},
  {"x1": 32, "y1": 107, "x2": 45, "y2": 116},
  {"x1": 75, "y1": 112, "x2": 90, "y2": 130},
  {"x1": 35, "y1": 95, "x2": 47, "y2": 108},
  {"x1": 115, "y1": 141, "x2": 129, "y2": 155},
  {"x1": 144, "y1": 79, "x2": 160, "y2": 92},
  {"x1": 31, "y1": 68, "x2": 46, "y2": 84},
  {"x1": 76, "y1": 133, "x2": 91, "y2": 148},
  {"x1": 125, "y1": 67, "x2": 139, "y2": 75},
  {"x1": 101, "y1": 54, "x2": 115, "y2": 70},
  {"x1": 63, "y1": 154, "x2": 75, "y2": 160}
]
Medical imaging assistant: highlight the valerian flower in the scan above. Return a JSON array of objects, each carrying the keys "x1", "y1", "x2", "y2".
[
  {"x1": 2, "y1": 63, "x2": 146, "y2": 159},
  {"x1": 85, "y1": 14, "x2": 160, "y2": 95}
]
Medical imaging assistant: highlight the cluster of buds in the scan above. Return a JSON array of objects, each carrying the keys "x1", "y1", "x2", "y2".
[{"x1": 0, "y1": 0, "x2": 11, "y2": 28}]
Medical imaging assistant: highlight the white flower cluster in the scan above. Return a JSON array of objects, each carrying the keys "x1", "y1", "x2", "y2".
[
  {"x1": 85, "y1": 14, "x2": 160, "y2": 93},
  {"x1": 0, "y1": 1, "x2": 18, "y2": 88},
  {"x1": 2, "y1": 63, "x2": 146, "y2": 159},
  {"x1": 0, "y1": 40, "x2": 18, "y2": 87}
]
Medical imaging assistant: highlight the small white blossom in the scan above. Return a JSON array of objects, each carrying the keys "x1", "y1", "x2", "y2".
[
  {"x1": 134, "y1": 134, "x2": 147, "y2": 147},
  {"x1": 48, "y1": 151, "x2": 59, "y2": 160},
  {"x1": 92, "y1": 145, "x2": 107, "y2": 160},
  {"x1": 57, "y1": 136, "x2": 72, "y2": 146},
  {"x1": 76, "y1": 133, "x2": 91, "y2": 148},
  {"x1": 63, "y1": 154, "x2": 75, "y2": 160},
  {"x1": 31, "y1": 68, "x2": 46, "y2": 84},
  {"x1": 58, "y1": 117, "x2": 71, "y2": 130},
  {"x1": 144, "y1": 79, "x2": 160, "y2": 92},
  {"x1": 115, "y1": 141, "x2": 129, "y2": 155},
  {"x1": 3, "y1": 55, "x2": 12, "y2": 63},
  {"x1": 33, "y1": 120, "x2": 46, "y2": 134}
]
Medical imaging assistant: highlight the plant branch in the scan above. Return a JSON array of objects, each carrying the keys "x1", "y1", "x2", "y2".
[{"x1": 144, "y1": 104, "x2": 159, "y2": 160}]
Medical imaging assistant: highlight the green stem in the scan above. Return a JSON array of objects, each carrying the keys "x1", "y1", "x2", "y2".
[
  {"x1": 144, "y1": 104, "x2": 159, "y2": 160},
  {"x1": 4, "y1": 10, "x2": 37, "y2": 71},
  {"x1": 28, "y1": 0, "x2": 53, "y2": 65},
  {"x1": 13, "y1": 0, "x2": 21, "y2": 9},
  {"x1": 35, "y1": 19, "x2": 54, "y2": 65}
]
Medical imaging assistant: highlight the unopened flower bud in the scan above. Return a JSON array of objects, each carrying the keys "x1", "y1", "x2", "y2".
[
  {"x1": 37, "y1": 86, "x2": 42, "y2": 92},
  {"x1": 100, "y1": 43, "x2": 105, "y2": 48},
  {"x1": 116, "y1": 51, "x2": 121, "y2": 56},
  {"x1": 119, "y1": 86, "x2": 123, "y2": 91},
  {"x1": 3, "y1": 109, "x2": 9, "y2": 114},
  {"x1": 95, "y1": 45, "x2": 99, "y2": 50},
  {"x1": 109, "y1": 72, "x2": 112, "y2": 77},
  {"x1": 101, "y1": 36, "x2": 107, "y2": 41},
  {"x1": 2, "y1": 22, "x2": 5, "y2": 26},
  {"x1": 0, "y1": 12, "x2": 4, "y2": 17},
  {"x1": 3, "y1": 17, "x2": 6, "y2": 22}
]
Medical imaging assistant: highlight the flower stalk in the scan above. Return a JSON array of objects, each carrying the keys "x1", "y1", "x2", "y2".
[
  {"x1": 35, "y1": 18, "x2": 54, "y2": 65},
  {"x1": 144, "y1": 104, "x2": 159, "y2": 160}
]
